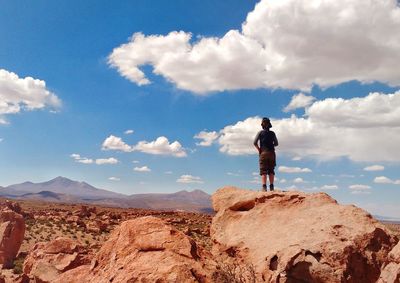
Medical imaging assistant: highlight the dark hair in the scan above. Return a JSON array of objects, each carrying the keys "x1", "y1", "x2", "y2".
[{"x1": 262, "y1": 117, "x2": 272, "y2": 129}]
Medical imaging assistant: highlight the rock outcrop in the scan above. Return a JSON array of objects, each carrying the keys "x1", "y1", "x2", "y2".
[
  {"x1": 211, "y1": 187, "x2": 398, "y2": 283},
  {"x1": 57, "y1": 216, "x2": 216, "y2": 282},
  {"x1": 378, "y1": 241, "x2": 400, "y2": 283},
  {"x1": 0, "y1": 209, "x2": 25, "y2": 268},
  {"x1": 23, "y1": 237, "x2": 90, "y2": 282}
]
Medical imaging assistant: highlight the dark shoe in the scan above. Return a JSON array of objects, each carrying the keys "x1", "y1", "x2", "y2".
[
  {"x1": 269, "y1": 184, "x2": 274, "y2": 191},
  {"x1": 262, "y1": 184, "x2": 267, "y2": 192}
]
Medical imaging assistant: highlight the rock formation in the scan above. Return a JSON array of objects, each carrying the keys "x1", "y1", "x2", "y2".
[
  {"x1": 211, "y1": 187, "x2": 398, "y2": 283},
  {"x1": 57, "y1": 216, "x2": 216, "y2": 282},
  {"x1": 0, "y1": 208, "x2": 25, "y2": 268},
  {"x1": 23, "y1": 237, "x2": 90, "y2": 282},
  {"x1": 378, "y1": 241, "x2": 400, "y2": 283}
]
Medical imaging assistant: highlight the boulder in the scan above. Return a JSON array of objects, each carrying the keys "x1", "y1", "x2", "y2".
[
  {"x1": 378, "y1": 241, "x2": 400, "y2": 283},
  {"x1": 23, "y1": 237, "x2": 89, "y2": 283},
  {"x1": 58, "y1": 216, "x2": 215, "y2": 283},
  {"x1": 0, "y1": 209, "x2": 25, "y2": 268},
  {"x1": 211, "y1": 187, "x2": 398, "y2": 283}
]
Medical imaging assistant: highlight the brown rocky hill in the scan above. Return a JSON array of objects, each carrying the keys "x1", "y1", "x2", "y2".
[{"x1": 1, "y1": 187, "x2": 399, "y2": 282}]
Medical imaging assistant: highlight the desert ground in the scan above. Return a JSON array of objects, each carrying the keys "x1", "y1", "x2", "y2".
[{"x1": 0, "y1": 197, "x2": 212, "y2": 280}]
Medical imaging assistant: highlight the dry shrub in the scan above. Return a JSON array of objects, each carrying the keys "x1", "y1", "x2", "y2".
[{"x1": 213, "y1": 261, "x2": 256, "y2": 283}]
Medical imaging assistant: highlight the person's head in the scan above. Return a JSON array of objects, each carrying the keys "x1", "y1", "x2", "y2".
[{"x1": 261, "y1": 117, "x2": 272, "y2": 129}]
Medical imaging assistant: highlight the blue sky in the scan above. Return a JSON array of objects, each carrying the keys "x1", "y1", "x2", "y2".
[{"x1": 1, "y1": 0, "x2": 400, "y2": 218}]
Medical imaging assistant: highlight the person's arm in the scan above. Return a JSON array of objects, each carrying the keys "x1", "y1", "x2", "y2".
[
  {"x1": 254, "y1": 131, "x2": 261, "y2": 154},
  {"x1": 273, "y1": 132, "x2": 279, "y2": 147}
]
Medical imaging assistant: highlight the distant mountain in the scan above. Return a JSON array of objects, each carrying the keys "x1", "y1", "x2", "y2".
[
  {"x1": 17, "y1": 191, "x2": 82, "y2": 203},
  {"x1": 0, "y1": 177, "x2": 213, "y2": 213},
  {"x1": 4, "y1": 176, "x2": 125, "y2": 200}
]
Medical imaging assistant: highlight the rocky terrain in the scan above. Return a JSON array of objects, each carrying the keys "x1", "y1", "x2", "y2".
[{"x1": 0, "y1": 187, "x2": 399, "y2": 282}]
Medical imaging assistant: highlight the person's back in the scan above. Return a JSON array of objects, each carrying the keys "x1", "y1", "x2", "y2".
[{"x1": 258, "y1": 130, "x2": 277, "y2": 152}]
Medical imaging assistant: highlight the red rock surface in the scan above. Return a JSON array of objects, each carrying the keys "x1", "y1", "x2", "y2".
[
  {"x1": 57, "y1": 216, "x2": 216, "y2": 282},
  {"x1": 0, "y1": 209, "x2": 25, "y2": 268},
  {"x1": 23, "y1": 237, "x2": 89, "y2": 283},
  {"x1": 211, "y1": 187, "x2": 398, "y2": 283},
  {"x1": 378, "y1": 241, "x2": 400, "y2": 283}
]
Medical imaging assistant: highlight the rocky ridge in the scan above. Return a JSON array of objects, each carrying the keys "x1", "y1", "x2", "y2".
[{"x1": 0, "y1": 187, "x2": 399, "y2": 282}]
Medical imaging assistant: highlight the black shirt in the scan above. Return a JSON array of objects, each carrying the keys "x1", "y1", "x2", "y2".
[{"x1": 254, "y1": 130, "x2": 278, "y2": 151}]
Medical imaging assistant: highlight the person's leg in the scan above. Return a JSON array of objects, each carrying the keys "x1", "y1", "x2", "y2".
[
  {"x1": 268, "y1": 173, "x2": 274, "y2": 191},
  {"x1": 259, "y1": 151, "x2": 267, "y2": 191},
  {"x1": 262, "y1": 174, "x2": 267, "y2": 191}
]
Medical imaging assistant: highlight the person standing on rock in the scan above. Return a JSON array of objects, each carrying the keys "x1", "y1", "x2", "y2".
[{"x1": 254, "y1": 117, "x2": 278, "y2": 191}]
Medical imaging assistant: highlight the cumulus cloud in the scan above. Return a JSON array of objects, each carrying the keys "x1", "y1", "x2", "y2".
[
  {"x1": 133, "y1": 136, "x2": 186, "y2": 157},
  {"x1": 70, "y1": 154, "x2": 93, "y2": 164},
  {"x1": 70, "y1": 154, "x2": 118, "y2": 165},
  {"x1": 364, "y1": 165, "x2": 385, "y2": 171},
  {"x1": 124, "y1": 129, "x2": 134, "y2": 135},
  {"x1": 351, "y1": 190, "x2": 371, "y2": 195},
  {"x1": 109, "y1": 0, "x2": 400, "y2": 94},
  {"x1": 0, "y1": 69, "x2": 61, "y2": 123},
  {"x1": 293, "y1": 177, "x2": 305, "y2": 184},
  {"x1": 374, "y1": 176, "x2": 400, "y2": 184},
  {"x1": 134, "y1": 166, "x2": 151, "y2": 172},
  {"x1": 278, "y1": 166, "x2": 312, "y2": 173},
  {"x1": 108, "y1": 177, "x2": 120, "y2": 181},
  {"x1": 210, "y1": 91, "x2": 400, "y2": 162},
  {"x1": 102, "y1": 135, "x2": 186, "y2": 157},
  {"x1": 320, "y1": 185, "x2": 339, "y2": 190},
  {"x1": 194, "y1": 130, "x2": 219, "y2": 146},
  {"x1": 102, "y1": 135, "x2": 132, "y2": 152},
  {"x1": 349, "y1": 184, "x2": 371, "y2": 190},
  {"x1": 95, "y1": 158, "x2": 118, "y2": 165},
  {"x1": 176, "y1": 174, "x2": 203, "y2": 184},
  {"x1": 284, "y1": 93, "x2": 316, "y2": 112}
]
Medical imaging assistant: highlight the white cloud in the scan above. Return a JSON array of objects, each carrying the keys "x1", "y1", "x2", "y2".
[
  {"x1": 70, "y1": 153, "x2": 118, "y2": 165},
  {"x1": 279, "y1": 178, "x2": 287, "y2": 184},
  {"x1": 124, "y1": 129, "x2": 134, "y2": 135},
  {"x1": 320, "y1": 185, "x2": 339, "y2": 190},
  {"x1": 0, "y1": 69, "x2": 61, "y2": 123},
  {"x1": 364, "y1": 165, "x2": 385, "y2": 171},
  {"x1": 164, "y1": 171, "x2": 173, "y2": 174},
  {"x1": 77, "y1": 158, "x2": 93, "y2": 164},
  {"x1": 108, "y1": 177, "x2": 120, "y2": 181},
  {"x1": 211, "y1": 91, "x2": 400, "y2": 162},
  {"x1": 176, "y1": 174, "x2": 203, "y2": 184},
  {"x1": 95, "y1": 158, "x2": 119, "y2": 165},
  {"x1": 194, "y1": 130, "x2": 219, "y2": 146},
  {"x1": 109, "y1": 0, "x2": 400, "y2": 94},
  {"x1": 349, "y1": 184, "x2": 371, "y2": 190},
  {"x1": 70, "y1": 154, "x2": 93, "y2": 164},
  {"x1": 293, "y1": 177, "x2": 305, "y2": 184},
  {"x1": 102, "y1": 135, "x2": 187, "y2": 157},
  {"x1": 292, "y1": 156, "x2": 302, "y2": 161},
  {"x1": 102, "y1": 135, "x2": 132, "y2": 152},
  {"x1": 133, "y1": 136, "x2": 186, "y2": 157},
  {"x1": 132, "y1": 160, "x2": 140, "y2": 163},
  {"x1": 284, "y1": 93, "x2": 316, "y2": 112},
  {"x1": 351, "y1": 190, "x2": 371, "y2": 195},
  {"x1": 278, "y1": 166, "x2": 312, "y2": 173},
  {"x1": 374, "y1": 176, "x2": 400, "y2": 184},
  {"x1": 134, "y1": 166, "x2": 151, "y2": 172}
]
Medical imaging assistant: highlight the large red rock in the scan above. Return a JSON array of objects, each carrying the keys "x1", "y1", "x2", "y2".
[
  {"x1": 0, "y1": 209, "x2": 25, "y2": 268},
  {"x1": 23, "y1": 237, "x2": 89, "y2": 283},
  {"x1": 378, "y1": 241, "x2": 400, "y2": 283},
  {"x1": 58, "y1": 216, "x2": 215, "y2": 283},
  {"x1": 211, "y1": 187, "x2": 398, "y2": 283}
]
